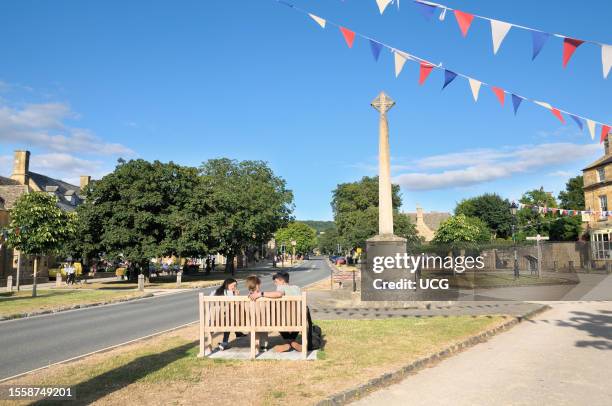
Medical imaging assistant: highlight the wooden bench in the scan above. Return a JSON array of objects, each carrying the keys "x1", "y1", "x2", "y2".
[{"x1": 198, "y1": 292, "x2": 308, "y2": 359}]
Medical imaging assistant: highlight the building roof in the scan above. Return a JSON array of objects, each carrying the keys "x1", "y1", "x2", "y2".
[
  {"x1": 0, "y1": 176, "x2": 19, "y2": 186},
  {"x1": 0, "y1": 185, "x2": 29, "y2": 209},
  {"x1": 583, "y1": 155, "x2": 612, "y2": 171},
  {"x1": 29, "y1": 172, "x2": 82, "y2": 211},
  {"x1": 405, "y1": 211, "x2": 451, "y2": 231}
]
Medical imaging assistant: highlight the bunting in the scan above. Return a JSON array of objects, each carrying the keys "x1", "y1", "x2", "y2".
[
  {"x1": 518, "y1": 203, "x2": 612, "y2": 219},
  {"x1": 602, "y1": 125, "x2": 612, "y2": 143},
  {"x1": 376, "y1": 0, "x2": 393, "y2": 15},
  {"x1": 276, "y1": 0, "x2": 611, "y2": 141},
  {"x1": 409, "y1": 1, "x2": 611, "y2": 77}
]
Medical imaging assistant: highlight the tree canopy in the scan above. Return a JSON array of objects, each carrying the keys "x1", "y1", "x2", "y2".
[
  {"x1": 433, "y1": 214, "x2": 491, "y2": 246},
  {"x1": 275, "y1": 222, "x2": 317, "y2": 254},
  {"x1": 455, "y1": 193, "x2": 513, "y2": 238},
  {"x1": 331, "y1": 176, "x2": 419, "y2": 249},
  {"x1": 558, "y1": 175, "x2": 584, "y2": 210}
]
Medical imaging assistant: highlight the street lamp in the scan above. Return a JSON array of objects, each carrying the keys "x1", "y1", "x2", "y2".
[
  {"x1": 510, "y1": 201, "x2": 519, "y2": 279},
  {"x1": 291, "y1": 240, "x2": 297, "y2": 265}
]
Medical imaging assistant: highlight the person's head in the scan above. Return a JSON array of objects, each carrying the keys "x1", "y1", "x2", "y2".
[
  {"x1": 272, "y1": 271, "x2": 290, "y2": 286},
  {"x1": 215, "y1": 278, "x2": 237, "y2": 296},
  {"x1": 245, "y1": 275, "x2": 261, "y2": 292}
]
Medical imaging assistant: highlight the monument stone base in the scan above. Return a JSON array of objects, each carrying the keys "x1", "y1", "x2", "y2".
[{"x1": 362, "y1": 234, "x2": 409, "y2": 301}]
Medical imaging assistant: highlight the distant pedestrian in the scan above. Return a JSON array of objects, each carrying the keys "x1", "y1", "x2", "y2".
[
  {"x1": 205, "y1": 257, "x2": 211, "y2": 274},
  {"x1": 65, "y1": 262, "x2": 76, "y2": 285},
  {"x1": 211, "y1": 257, "x2": 216, "y2": 272}
]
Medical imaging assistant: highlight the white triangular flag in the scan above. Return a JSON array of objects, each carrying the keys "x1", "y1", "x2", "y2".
[
  {"x1": 468, "y1": 78, "x2": 482, "y2": 101},
  {"x1": 394, "y1": 51, "x2": 408, "y2": 77},
  {"x1": 308, "y1": 13, "x2": 326, "y2": 29},
  {"x1": 490, "y1": 20, "x2": 512, "y2": 54},
  {"x1": 587, "y1": 119, "x2": 596, "y2": 140},
  {"x1": 534, "y1": 100, "x2": 552, "y2": 110},
  {"x1": 376, "y1": 0, "x2": 393, "y2": 14},
  {"x1": 603, "y1": 44, "x2": 612, "y2": 79}
]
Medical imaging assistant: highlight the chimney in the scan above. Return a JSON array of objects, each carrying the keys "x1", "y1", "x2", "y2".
[
  {"x1": 605, "y1": 132, "x2": 612, "y2": 157},
  {"x1": 416, "y1": 206, "x2": 425, "y2": 224},
  {"x1": 11, "y1": 150, "x2": 30, "y2": 186},
  {"x1": 80, "y1": 175, "x2": 91, "y2": 190}
]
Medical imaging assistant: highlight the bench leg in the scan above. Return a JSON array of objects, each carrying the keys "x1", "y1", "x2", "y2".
[{"x1": 250, "y1": 331, "x2": 256, "y2": 359}]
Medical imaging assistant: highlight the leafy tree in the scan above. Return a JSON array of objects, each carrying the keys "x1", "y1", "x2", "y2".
[
  {"x1": 455, "y1": 193, "x2": 513, "y2": 238},
  {"x1": 299, "y1": 220, "x2": 335, "y2": 234},
  {"x1": 198, "y1": 158, "x2": 293, "y2": 274},
  {"x1": 6, "y1": 193, "x2": 76, "y2": 297},
  {"x1": 331, "y1": 176, "x2": 419, "y2": 250},
  {"x1": 517, "y1": 187, "x2": 557, "y2": 238},
  {"x1": 317, "y1": 225, "x2": 343, "y2": 254},
  {"x1": 433, "y1": 214, "x2": 491, "y2": 246},
  {"x1": 275, "y1": 222, "x2": 317, "y2": 255},
  {"x1": 558, "y1": 176, "x2": 584, "y2": 210},
  {"x1": 75, "y1": 159, "x2": 202, "y2": 277}
]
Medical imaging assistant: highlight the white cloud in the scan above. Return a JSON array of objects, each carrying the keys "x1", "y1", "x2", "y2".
[
  {"x1": 393, "y1": 143, "x2": 600, "y2": 191},
  {"x1": 0, "y1": 102, "x2": 133, "y2": 155}
]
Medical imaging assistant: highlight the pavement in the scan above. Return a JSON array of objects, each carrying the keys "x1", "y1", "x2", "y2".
[
  {"x1": 0, "y1": 257, "x2": 332, "y2": 381},
  {"x1": 353, "y1": 300, "x2": 612, "y2": 406}
]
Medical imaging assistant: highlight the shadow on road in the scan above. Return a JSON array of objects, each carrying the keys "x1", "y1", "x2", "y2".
[
  {"x1": 31, "y1": 341, "x2": 197, "y2": 406},
  {"x1": 556, "y1": 309, "x2": 612, "y2": 350}
]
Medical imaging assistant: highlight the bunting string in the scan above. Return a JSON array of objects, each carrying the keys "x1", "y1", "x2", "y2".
[
  {"x1": 275, "y1": 0, "x2": 611, "y2": 141},
  {"x1": 518, "y1": 203, "x2": 612, "y2": 218},
  {"x1": 407, "y1": 1, "x2": 612, "y2": 78}
]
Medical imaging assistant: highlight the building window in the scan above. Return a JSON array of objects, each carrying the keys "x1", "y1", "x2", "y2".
[
  {"x1": 600, "y1": 195, "x2": 608, "y2": 213},
  {"x1": 592, "y1": 232, "x2": 612, "y2": 260},
  {"x1": 598, "y1": 167, "x2": 606, "y2": 182}
]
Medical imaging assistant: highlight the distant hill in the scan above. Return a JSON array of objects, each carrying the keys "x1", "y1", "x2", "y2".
[{"x1": 298, "y1": 220, "x2": 335, "y2": 234}]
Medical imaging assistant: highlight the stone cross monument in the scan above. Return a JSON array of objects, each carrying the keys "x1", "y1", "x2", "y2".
[{"x1": 371, "y1": 91, "x2": 395, "y2": 236}]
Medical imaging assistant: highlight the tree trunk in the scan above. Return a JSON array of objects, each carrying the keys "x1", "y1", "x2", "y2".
[
  {"x1": 141, "y1": 259, "x2": 149, "y2": 283},
  {"x1": 32, "y1": 256, "x2": 38, "y2": 298},
  {"x1": 226, "y1": 253, "x2": 235, "y2": 276},
  {"x1": 16, "y1": 252, "x2": 21, "y2": 292}
]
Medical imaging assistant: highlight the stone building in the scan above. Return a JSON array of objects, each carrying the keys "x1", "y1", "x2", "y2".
[
  {"x1": 404, "y1": 206, "x2": 451, "y2": 242},
  {"x1": 0, "y1": 150, "x2": 90, "y2": 286},
  {"x1": 583, "y1": 132, "x2": 612, "y2": 263}
]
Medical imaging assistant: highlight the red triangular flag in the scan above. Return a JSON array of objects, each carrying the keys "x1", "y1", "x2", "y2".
[
  {"x1": 339, "y1": 27, "x2": 355, "y2": 48},
  {"x1": 454, "y1": 10, "x2": 474, "y2": 37},
  {"x1": 491, "y1": 87, "x2": 505, "y2": 106},
  {"x1": 600, "y1": 125, "x2": 611, "y2": 143},
  {"x1": 562, "y1": 38, "x2": 585, "y2": 68},
  {"x1": 419, "y1": 62, "x2": 434, "y2": 85},
  {"x1": 551, "y1": 108, "x2": 565, "y2": 123}
]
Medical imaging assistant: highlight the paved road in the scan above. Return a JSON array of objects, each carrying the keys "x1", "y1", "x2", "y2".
[
  {"x1": 0, "y1": 257, "x2": 331, "y2": 380},
  {"x1": 354, "y1": 301, "x2": 612, "y2": 406}
]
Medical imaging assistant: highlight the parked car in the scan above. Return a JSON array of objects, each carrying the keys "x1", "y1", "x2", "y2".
[{"x1": 335, "y1": 257, "x2": 346, "y2": 265}]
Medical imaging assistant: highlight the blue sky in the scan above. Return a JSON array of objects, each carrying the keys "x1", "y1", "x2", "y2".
[{"x1": 0, "y1": 0, "x2": 610, "y2": 220}]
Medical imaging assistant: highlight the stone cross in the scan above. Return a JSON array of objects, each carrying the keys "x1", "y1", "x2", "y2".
[{"x1": 371, "y1": 91, "x2": 395, "y2": 235}]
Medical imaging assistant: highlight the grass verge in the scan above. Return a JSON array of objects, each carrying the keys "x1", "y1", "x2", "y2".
[
  {"x1": 4, "y1": 316, "x2": 506, "y2": 405},
  {"x1": 0, "y1": 290, "x2": 147, "y2": 318}
]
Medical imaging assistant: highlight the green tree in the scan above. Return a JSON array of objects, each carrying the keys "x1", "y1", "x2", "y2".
[
  {"x1": 517, "y1": 187, "x2": 558, "y2": 238},
  {"x1": 558, "y1": 176, "x2": 584, "y2": 210},
  {"x1": 433, "y1": 214, "x2": 491, "y2": 247},
  {"x1": 75, "y1": 159, "x2": 202, "y2": 277},
  {"x1": 199, "y1": 158, "x2": 293, "y2": 274},
  {"x1": 317, "y1": 225, "x2": 342, "y2": 254},
  {"x1": 455, "y1": 193, "x2": 513, "y2": 238},
  {"x1": 6, "y1": 193, "x2": 76, "y2": 297},
  {"x1": 275, "y1": 222, "x2": 317, "y2": 255},
  {"x1": 331, "y1": 176, "x2": 419, "y2": 250}
]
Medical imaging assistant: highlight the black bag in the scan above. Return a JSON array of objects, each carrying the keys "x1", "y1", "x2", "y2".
[{"x1": 306, "y1": 307, "x2": 323, "y2": 351}]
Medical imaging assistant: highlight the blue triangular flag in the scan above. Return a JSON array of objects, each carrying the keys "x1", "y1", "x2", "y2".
[
  {"x1": 442, "y1": 70, "x2": 458, "y2": 90},
  {"x1": 569, "y1": 114, "x2": 584, "y2": 130},
  {"x1": 369, "y1": 40, "x2": 383, "y2": 61},
  {"x1": 531, "y1": 31, "x2": 551, "y2": 60},
  {"x1": 414, "y1": 2, "x2": 437, "y2": 20},
  {"x1": 511, "y1": 94, "x2": 524, "y2": 115}
]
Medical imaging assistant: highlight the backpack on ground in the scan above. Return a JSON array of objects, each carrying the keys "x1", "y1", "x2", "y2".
[{"x1": 306, "y1": 306, "x2": 323, "y2": 351}]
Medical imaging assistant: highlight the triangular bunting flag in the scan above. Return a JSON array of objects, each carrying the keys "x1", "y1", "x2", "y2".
[
  {"x1": 376, "y1": 0, "x2": 393, "y2": 14},
  {"x1": 308, "y1": 14, "x2": 326, "y2": 29},
  {"x1": 453, "y1": 10, "x2": 474, "y2": 37},
  {"x1": 587, "y1": 119, "x2": 596, "y2": 140},
  {"x1": 439, "y1": 7, "x2": 447, "y2": 21},
  {"x1": 569, "y1": 115, "x2": 584, "y2": 130},
  {"x1": 419, "y1": 62, "x2": 434, "y2": 85},
  {"x1": 491, "y1": 87, "x2": 505, "y2": 106},
  {"x1": 603, "y1": 45, "x2": 612, "y2": 79},
  {"x1": 370, "y1": 40, "x2": 383, "y2": 61},
  {"x1": 531, "y1": 31, "x2": 550, "y2": 60},
  {"x1": 562, "y1": 37, "x2": 585, "y2": 68},
  {"x1": 414, "y1": 2, "x2": 437, "y2": 20},
  {"x1": 601, "y1": 125, "x2": 611, "y2": 143},
  {"x1": 442, "y1": 70, "x2": 458, "y2": 90},
  {"x1": 394, "y1": 51, "x2": 408, "y2": 77},
  {"x1": 468, "y1": 78, "x2": 481, "y2": 101},
  {"x1": 339, "y1": 27, "x2": 355, "y2": 48},
  {"x1": 490, "y1": 20, "x2": 512, "y2": 54},
  {"x1": 534, "y1": 100, "x2": 552, "y2": 110},
  {"x1": 511, "y1": 94, "x2": 524, "y2": 115},
  {"x1": 551, "y1": 108, "x2": 565, "y2": 123}
]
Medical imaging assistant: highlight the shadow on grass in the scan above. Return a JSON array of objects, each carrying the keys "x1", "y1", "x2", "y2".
[
  {"x1": 0, "y1": 290, "x2": 76, "y2": 302},
  {"x1": 31, "y1": 341, "x2": 198, "y2": 406}
]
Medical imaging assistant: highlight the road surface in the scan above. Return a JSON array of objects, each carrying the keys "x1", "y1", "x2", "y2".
[
  {"x1": 0, "y1": 257, "x2": 331, "y2": 380},
  {"x1": 354, "y1": 301, "x2": 612, "y2": 406}
]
